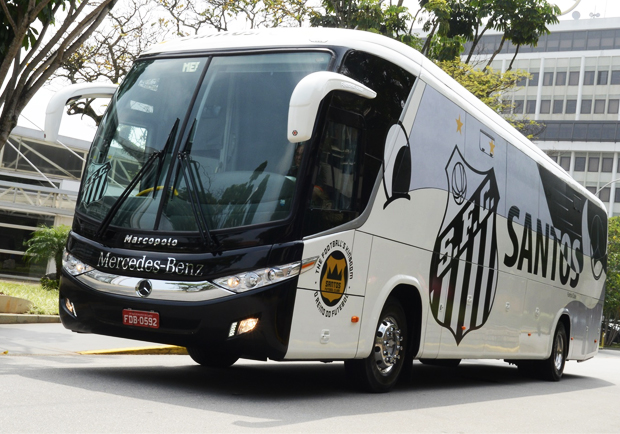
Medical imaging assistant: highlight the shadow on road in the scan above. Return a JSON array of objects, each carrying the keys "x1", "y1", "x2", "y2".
[{"x1": 1, "y1": 355, "x2": 613, "y2": 429}]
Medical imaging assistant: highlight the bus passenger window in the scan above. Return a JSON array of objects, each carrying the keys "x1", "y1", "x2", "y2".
[
  {"x1": 312, "y1": 122, "x2": 360, "y2": 211},
  {"x1": 304, "y1": 104, "x2": 364, "y2": 234}
]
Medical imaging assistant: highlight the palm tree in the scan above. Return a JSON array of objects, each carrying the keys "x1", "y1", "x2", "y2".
[{"x1": 24, "y1": 225, "x2": 71, "y2": 282}]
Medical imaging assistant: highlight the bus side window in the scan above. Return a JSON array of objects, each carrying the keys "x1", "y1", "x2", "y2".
[
  {"x1": 303, "y1": 51, "x2": 415, "y2": 236},
  {"x1": 313, "y1": 111, "x2": 362, "y2": 211}
]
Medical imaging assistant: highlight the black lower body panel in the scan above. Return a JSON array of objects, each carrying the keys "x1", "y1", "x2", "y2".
[{"x1": 59, "y1": 270, "x2": 297, "y2": 361}]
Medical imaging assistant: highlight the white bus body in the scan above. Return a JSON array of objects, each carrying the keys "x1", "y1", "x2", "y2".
[{"x1": 55, "y1": 28, "x2": 607, "y2": 392}]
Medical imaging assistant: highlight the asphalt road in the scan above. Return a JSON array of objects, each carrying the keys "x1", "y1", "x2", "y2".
[{"x1": 1, "y1": 324, "x2": 619, "y2": 433}]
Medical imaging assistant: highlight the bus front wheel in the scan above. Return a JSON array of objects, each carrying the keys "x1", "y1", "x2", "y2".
[
  {"x1": 345, "y1": 298, "x2": 407, "y2": 393},
  {"x1": 186, "y1": 345, "x2": 239, "y2": 368}
]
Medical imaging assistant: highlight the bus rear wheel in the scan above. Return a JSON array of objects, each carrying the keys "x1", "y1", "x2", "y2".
[
  {"x1": 345, "y1": 298, "x2": 407, "y2": 393},
  {"x1": 539, "y1": 322, "x2": 567, "y2": 381},
  {"x1": 186, "y1": 345, "x2": 239, "y2": 368}
]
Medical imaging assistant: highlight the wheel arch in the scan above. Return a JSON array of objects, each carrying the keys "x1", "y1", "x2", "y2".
[
  {"x1": 355, "y1": 275, "x2": 425, "y2": 358},
  {"x1": 546, "y1": 310, "x2": 571, "y2": 360}
]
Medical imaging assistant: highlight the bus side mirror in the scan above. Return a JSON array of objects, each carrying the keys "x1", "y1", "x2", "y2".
[
  {"x1": 44, "y1": 83, "x2": 118, "y2": 142},
  {"x1": 287, "y1": 71, "x2": 376, "y2": 143}
]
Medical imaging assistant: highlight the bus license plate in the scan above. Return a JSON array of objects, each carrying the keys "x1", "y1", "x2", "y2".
[{"x1": 122, "y1": 309, "x2": 159, "y2": 329}]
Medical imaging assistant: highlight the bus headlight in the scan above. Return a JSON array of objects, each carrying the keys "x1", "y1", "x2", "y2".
[
  {"x1": 212, "y1": 257, "x2": 318, "y2": 293},
  {"x1": 62, "y1": 251, "x2": 94, "y2": 276}
]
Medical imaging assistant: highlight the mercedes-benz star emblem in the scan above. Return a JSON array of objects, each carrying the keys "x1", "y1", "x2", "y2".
[{"x1": 136, "y1": 279, "x2": 153, "y2": 298}]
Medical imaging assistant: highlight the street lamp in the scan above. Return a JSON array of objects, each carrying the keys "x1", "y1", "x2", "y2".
[{"x1": 595, "y1": 178, "x2": 620, "y2": 196}]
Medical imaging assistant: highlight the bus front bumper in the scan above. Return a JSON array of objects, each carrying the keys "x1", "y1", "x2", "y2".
[{"x1": 58, "y1": 270, "x2": 297, "y2": 361}]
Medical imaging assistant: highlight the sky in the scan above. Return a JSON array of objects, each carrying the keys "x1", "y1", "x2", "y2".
[{"x1": 17, "y1": 0, "x2": 620, "y2": 143}]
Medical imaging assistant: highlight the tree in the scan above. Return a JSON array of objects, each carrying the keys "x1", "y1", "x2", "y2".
[
  {"x1": 311, "y1": 0, "x2": 412, "y2": 43},
  {"x1": 484, "y1": 0, "x2": 560, "y2": 70},
  {"x1": 54, "y1": 0, "x2": 168, "y2": 124},
  {"x1": 604, "y1": 216, "x2": 620, "y2": 346},
  {"x1": 0, "y1": 0, "x2": 118, "y2": 152},
  {"x1": 158, "y1": 0, "x2": 314, "y2": 36},
  {"x1": 416, "y1": 0, "x2": 559, "y2": 66},
  {"x1": 24, "y1": 224, "x2": 71, "y2": 282}
]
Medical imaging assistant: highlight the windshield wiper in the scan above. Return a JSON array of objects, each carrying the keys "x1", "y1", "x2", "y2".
[
  {"x1": 94, "y1": 119, "x2": 180, "y2": 239},
  {"x1": 177, "y1": 120, "x2": 219, "y2": 249}
]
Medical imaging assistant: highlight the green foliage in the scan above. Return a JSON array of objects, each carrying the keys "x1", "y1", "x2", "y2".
[
  {"x1": 604, "y1": 216, "x2": 620, "y2": 346},
  {"x1": 310, "y1": 0, "x2": 411, "y2": 40},
  {"x1": 0, "y1": 0, "x2": 68, "y2": 57},
  {"x1": 437, "y1": 60, "x2": 527, "y2": 111},
  {"x1": 0, "y1": 280, "x2": 59, "y2": 315},
  {"x1": 436, "y1": 59, "x2": 543, "y2": 135},
  {"x1": 417, "y1": 0, "x2": 560, "y2": 67},
  {"x1": 40, "y1": 276, "x2": 60, "y2": 291},
  {"x1": 24, "y1": 225, "x2": 71, "y2": 282}
]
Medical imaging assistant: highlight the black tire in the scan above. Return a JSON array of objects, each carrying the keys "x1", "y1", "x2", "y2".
[
  {"x1": 538, "y1": 322, "x2": 568, "y2": 381},
  {"x1": 186, "y1": 346, "x2": 239, "y2": 368},
  {"x1": 345, "y1": 298, "x2": 407, "y2": 393},
  {"x1": 419, "y1": 358, "x2": 461, "y2": 368}
]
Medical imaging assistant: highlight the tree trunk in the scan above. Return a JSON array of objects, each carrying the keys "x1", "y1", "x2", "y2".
[
  {"x1": 507, "y1": 44, "x2": 521, "y2": 71},
  {"x1": 465, "y1": 25, "x2": 489, "y2": 64},
  {"x1": 55, "y1": 251, "x2": 63, "y2": 282},
  {"x1": 485, "y1": 34, "x2": 507, "y2": 70}
]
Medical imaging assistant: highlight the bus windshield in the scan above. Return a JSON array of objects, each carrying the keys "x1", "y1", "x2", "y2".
[{"x1": 78, "y1": 51, "x2": 332, "y2": 233}]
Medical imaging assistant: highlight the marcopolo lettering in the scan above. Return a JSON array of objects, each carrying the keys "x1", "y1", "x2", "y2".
[
  {"x1": 97, "y1": 252, "x2": 204, "y2": 276},
  {"x1": 124, "y1": 234, "x2": 178, "y2": 247}
]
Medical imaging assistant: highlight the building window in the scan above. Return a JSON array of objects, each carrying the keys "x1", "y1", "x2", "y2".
[
  {"x1": 560, "y1": 156, "x2": 571, "y2": 171},
  {"x1": 588, "y1": 156, "x2": 600, "y2": 172},
  {"x1": 543, "y1": 72, "x2": 554, "y2": 86},
  {"x1": 588, "y1": 30, "x2": 602, "y2": 49},
  {"x1": 603, "y1": 124, "x2": 617, "y2": 140},
  {"x1": 615, "y1": 187, "x2": 620, "y2": 203},
  {"x1": 611, "y1": 70, "x2": 620, "y2": 85},
  {"x1": 586, "y1": 186, "x2": 597, "y2": 195},
  {"x1": 602, "y1": 157, "x2": 613, "y2": 172},
  {"x1": 609, "y1": 99, "x2": 620, "y2": 114},
  {"x1": 574, "y1": 156, "x2": 586, "y2": 171},
  {"x1": 526, "y1": 100, "x2": 537, "y2": 114},
  {"x1": 569, "y1": 71, "x2": 580, "y2": 86},
  {"x1": 588, "y1": 123, "x2": 603, "y2": 140},
  {"x1": 540, "y1": 100, "x2": 551, "y2": 114},
  {"x1": 529, "y1": 72, "x2": 539, "y2": 86},
  {"x1": 594, "y1": 99, "x2": 606, "y2": 114},
  {"x1": 553, "y1": 99, "x2": 564, "y2": 114},
  {"x1": 583, "y1": 71, "x2": 595, "y2": 85},
  {"x1": 514, "y1": 99, "x2": 524, "y2": 114},
  {"x1": 560, "y1": 32, "x2": 573, "y2": 51},
  {"x1": 599, "y1": 187, "x2": 611, "y2": 202},
  {"x1": 602, "y1": 30, "x2": 615, "y2": 49},
  {"x1": 574, "y1": 123, "x2": 587, "y2": 139},
  {"x1": 559, "y1": 123, "x2": 573, "y2": 139},
  {"x1": 556, "y1": 71, "x2": 567, "y2": 86},
  {"x1": 581, "y1": 99, "x2": 592, "y2": 114},
  {"x1": 517, "y1": 76, "x2": 526, "y2": 87},
  {"x1": 566, "y1": 99, "x2": 577, "y2": 114},
  {"x1": 598, "y1": 70, "x2": 609, "y2": 85}
]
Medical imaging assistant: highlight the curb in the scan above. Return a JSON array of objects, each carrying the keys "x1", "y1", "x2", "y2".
[
  {"x1": 0, "y1": 314, "x2": 61, "y2": 324},
  {"x1": 79, "y1": 346, "x2": 188, "y2": 355}
]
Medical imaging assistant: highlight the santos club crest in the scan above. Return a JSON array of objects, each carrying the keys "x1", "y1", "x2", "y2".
[{"x1": 429, "y1": 147, "x2": 500, "y2": 344}]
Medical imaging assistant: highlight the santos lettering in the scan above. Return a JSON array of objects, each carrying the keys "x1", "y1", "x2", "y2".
[{"x1": 504, "y1": 205, "x2": 583, "y2": 288}]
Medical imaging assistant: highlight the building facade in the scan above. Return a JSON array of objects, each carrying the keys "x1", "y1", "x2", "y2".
[
  {"x1": 477, "y1": 16, "x2": 620, "y2": 216},
  {"x1": 0, "y1": 126, "x2": 90, "y2": 279}
]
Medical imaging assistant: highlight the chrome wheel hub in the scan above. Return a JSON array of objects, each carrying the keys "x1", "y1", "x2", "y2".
[
  {"x1": 373, "y1": 315, "x2": 404, "y2": 375},
  {"x1": 554, "y1": 332, "x2": 565, "y2": 371}
]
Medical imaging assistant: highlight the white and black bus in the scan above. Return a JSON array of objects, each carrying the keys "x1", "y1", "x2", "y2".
[{"x1": 49, "y1": 28, "x2": 607, "y2": 392}]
